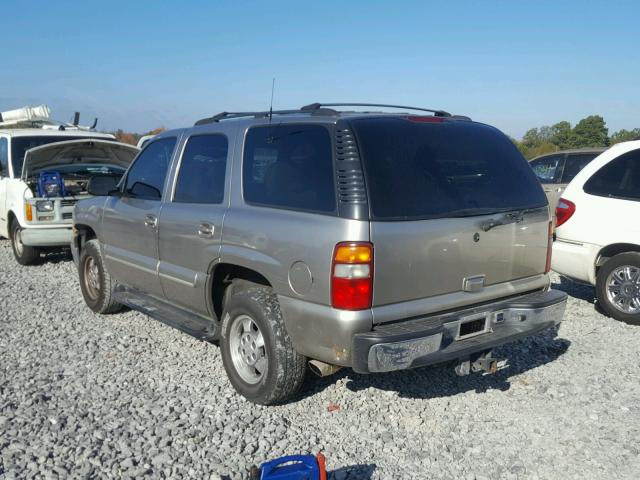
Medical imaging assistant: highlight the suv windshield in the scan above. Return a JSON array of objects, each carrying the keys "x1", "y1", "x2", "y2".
[
  {"x1": 351, "y1": 117, "x2": 547, "y2": 220},
  {"x1": 10, "y1": 136, "x2": 112, "y2": 177}
]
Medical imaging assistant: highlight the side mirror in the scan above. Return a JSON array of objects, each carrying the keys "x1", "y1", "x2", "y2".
[{"x1": 87, "y1": 176, "x2": 120, "y2": 196}]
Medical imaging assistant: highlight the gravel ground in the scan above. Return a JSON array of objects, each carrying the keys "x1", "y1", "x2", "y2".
[{"x1": 1, "y1": 239, "x2": 639, "y2": 480}]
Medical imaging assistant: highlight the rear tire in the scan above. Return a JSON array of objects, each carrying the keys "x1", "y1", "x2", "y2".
[
  {"x1": 10, "y1": 221, "x2": 40, "y2": 265},
  {"x1": 79, "y1": 239, "x2": 122, "y2": 314},
  {"x1": 220, "y1": 281, "x2": 306, "y2": 405},
  {"x1": 596, "y1": 252, "x2": 640, "y2": 325}
]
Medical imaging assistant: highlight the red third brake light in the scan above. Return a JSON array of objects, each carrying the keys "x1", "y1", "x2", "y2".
[
  {"x1": 331, "y1": 242, "x2": 373, "y2": 310},
  {"x1": 555, "y1": 198, "x2": 576, "y2": 228},
  {"x1": 406, "y1": 115, "x2": 445, "y2": 123}
]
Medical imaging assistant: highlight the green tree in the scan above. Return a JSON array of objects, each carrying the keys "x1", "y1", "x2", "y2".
[
  {"x1": 610, "y1": 128, "x2": 640, "y2": 144},
  {"x1": 570, "y1": 115, "x2": 609, "y2": 148},
  {"x1": 551, "y1": 121, "x2": 572, "y2": 149}
]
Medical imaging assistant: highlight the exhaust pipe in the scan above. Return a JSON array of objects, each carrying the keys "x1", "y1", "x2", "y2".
[{"x1": 308, "y1": 359, "x2": 342, "y2": 377}]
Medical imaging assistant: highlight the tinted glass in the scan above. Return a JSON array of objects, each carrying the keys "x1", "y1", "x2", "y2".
[
  {"x1": 243, "y1": 125, "x2": 336, "y2": 213},
  {"x1": 584, "y1": 150, "x2": 640, "y2": 201},
  {"x1": 530, "y1": 155, "x2": 563, "y2": 183},
  {"x1": 10, "y1": 136, "x2": 113, "y2": 176},
  {"x1": 352, "y1": 118, "x2": 547, "y2": 220},
  {"x1": 0, "y1": 138, "x2": 8, "y2": 176},
  {"x1": 124, "y1": 137, "x2": 176, "y2": 200},
  {"x1": 561, "y1": 153, "x2": 600, "y2": 183},
  {"x1": 174, "y1": 134, "x2": 228, "y2": 204}
]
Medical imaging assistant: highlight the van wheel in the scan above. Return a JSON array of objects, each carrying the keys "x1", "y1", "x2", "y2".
[
  {"x1": 10, "y1": 221, "x2": 40, "y2": 265},
  {"x1": 596, "y1": 252, "x2": 640, "y2": 325},
  {"x1": 79, "y1": 239, "x2": 122, "y2": 314},
  {"x1": 220, "y1": 281, "x2": 306, "y2": 405}
]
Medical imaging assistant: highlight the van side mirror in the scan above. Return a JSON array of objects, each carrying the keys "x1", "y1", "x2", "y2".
[{"x1": 87, "y1": 176, "x2": 120, "y2": 196}]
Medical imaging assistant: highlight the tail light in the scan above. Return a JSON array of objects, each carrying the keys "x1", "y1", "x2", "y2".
[
  {"x1": 545, "y1": 221, "x2": 553, "y2": 273},
  {"x1": 555, "y1": 198, "x2": 576, "y2": 228},
  {"x1": 331, "y1": 242, "x2": 373, "y2": 310}
]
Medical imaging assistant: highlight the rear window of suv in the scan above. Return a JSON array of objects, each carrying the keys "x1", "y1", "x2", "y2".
[
  {"x1": 243, "y1": 124, "x2": 336, "y2": 214},
  {"x1": 351, "y1": 117, "x2": 547, "y2": 220}
]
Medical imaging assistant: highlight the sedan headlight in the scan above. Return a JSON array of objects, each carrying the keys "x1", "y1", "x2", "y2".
[{"x1": 36, "y1": 200, "x2": 54, "y2": 212}]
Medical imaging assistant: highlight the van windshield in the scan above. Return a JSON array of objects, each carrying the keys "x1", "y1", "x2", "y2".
[{"x1": 351, "y1": 117, "x2": 547, "y2": 220}]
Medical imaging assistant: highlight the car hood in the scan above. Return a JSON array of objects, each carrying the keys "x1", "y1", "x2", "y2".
[{"x1": 21, "y1": 139, "x2": 139, "y2": 179}]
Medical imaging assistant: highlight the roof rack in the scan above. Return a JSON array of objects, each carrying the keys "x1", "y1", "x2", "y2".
[
  {"x1": 194, "y1": 109, "x2": 304, "y2": 126},
  {"x1": 194, "y1": 102, "x2": 454, "y2": 126},
  {"x1": 301, "y1": 102, "x2": 452, "y2": 117}
]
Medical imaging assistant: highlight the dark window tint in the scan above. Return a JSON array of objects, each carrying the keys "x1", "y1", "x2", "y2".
[
  {"x1": 174, "y1": 134, "x2": 228, "y2": 204},
  {"x1": 584, "y1": 150, "x2": 640, "y2": 201},
  {"x1": 352, "y1": 118, "x2": 547, "y2": 220},
  {"x1": 243, "y1": 125, "x2": 336, "y2": 213},
  {"x1": 561, "y1": 153, "x2": 600, "y2": 183},
  {"x1": 530, "y1": 154, "x2": 563, "y2": 183},
  {"x1": 124, "y1": 137, "x2": 176, "y2": 200},
  {"x1": 0, "y1": 138, "x2": 8, "y2": 176}
]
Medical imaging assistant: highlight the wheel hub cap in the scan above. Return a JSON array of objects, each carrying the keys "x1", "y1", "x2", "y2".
[
  {"x1": 14, "y1": 229, "x2": 23, "y2": 256},
  {"x1": 229, "y1": 314, "x2": 267, "y2": 385},
  {"x1": 606, "y1": 266, "x2": 640, "y2": 314},
  {"x1": 84, "y1": 257, "x2": 100, "y2": 300}
]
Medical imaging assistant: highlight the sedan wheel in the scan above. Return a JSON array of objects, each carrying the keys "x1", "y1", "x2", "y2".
[{"x1": 605, "y1": 265, "x2": 640, "y2": 314}]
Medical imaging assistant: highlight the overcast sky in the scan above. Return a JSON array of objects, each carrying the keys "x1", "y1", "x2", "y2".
[{"x1": 3, "y1": 0, "x2": 638, "y2": 138}]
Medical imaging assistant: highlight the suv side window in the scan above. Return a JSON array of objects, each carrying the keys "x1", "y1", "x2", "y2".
[
  {"x1": 561, "y1": 153, "x2": 598, "y2": 183},
  {"x1": 0, "y1": 137, "x2": 8, "y2": 177},
  {"x1": 124, "y1": 137, "x2": 176, "y2": 200},
  {"x1": 584, "y1": 150, "x2": 640, "y2": 201},
  {"x1": 174, "y1": 134, "x2": 228, "y2": 204},
  {"x1": 242, "y1": 124, "x2": 336, "y2": 213},
  {"x1": 530, "y1": 154, "x2": 563, "y2": 183}
]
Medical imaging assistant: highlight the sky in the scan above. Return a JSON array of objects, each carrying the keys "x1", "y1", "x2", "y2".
[{"x1": 2, "y1": 0, "x2": 639, "y2": 139}]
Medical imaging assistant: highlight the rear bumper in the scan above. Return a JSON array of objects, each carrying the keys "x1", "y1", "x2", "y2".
[
  {"x1": 552, "y1": 238, "x2": 599, "y2": 285},
  {"x1": 352, "y1": 289, "x2": 567, "y2": 374},
  {"x1": 20, "y1": 226, "x2": 73, "y2": 247}
]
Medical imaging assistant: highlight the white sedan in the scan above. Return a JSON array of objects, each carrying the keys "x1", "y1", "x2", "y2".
[{"x1": 552, "y1": 140, "x2": 640, "y2": 324}]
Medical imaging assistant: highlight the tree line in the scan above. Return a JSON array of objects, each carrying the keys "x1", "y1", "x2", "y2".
[
  {"x1": 512, "y1": 115, "x2": 640, "y2": 159},
  {"x1": 112, "y1": 127, "x2": 165, "y2": 146}
]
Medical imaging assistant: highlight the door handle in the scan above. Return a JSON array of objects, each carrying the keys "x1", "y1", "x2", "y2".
[
  {"x1": 144, "y1": 214, "x2": 158, "y2": 229},
  {"x1": 197, "y1": 223, "x2": 215, "y2": 238}
]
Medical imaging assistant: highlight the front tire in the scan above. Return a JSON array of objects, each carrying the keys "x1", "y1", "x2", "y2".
[
  {"x1": 596, "y1": 252, "x2": 640, "y2": 325},
  {"x1": 220, "y1": 281, "x2": 306, "y2": 405},
  {"x1": 78, "y1": 239, "x2": 122, "y2": 314},
  {"x1": 10, "y1": 221, "x2": 40, "y2": 265}
]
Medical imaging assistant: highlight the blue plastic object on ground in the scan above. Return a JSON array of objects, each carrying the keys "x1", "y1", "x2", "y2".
[
  {"x1": 257, "y1": 454, "x2": 324, "y2": 480},
  {"x1": 37, "y1": 171, "x2": 65, "y2": 198}
]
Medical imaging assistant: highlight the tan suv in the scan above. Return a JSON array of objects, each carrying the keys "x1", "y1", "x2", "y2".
[{"x1": 72, "y1": 103, "x2": 568, "y2": 404}]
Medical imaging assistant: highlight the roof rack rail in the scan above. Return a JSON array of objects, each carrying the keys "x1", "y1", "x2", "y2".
[
  {"x1": 301, "y1": 102, "x2": 452, "y2": 117},
  {"x1": 194, "y1": 102, "x2": 456, "y2": 126},
  {"x1": 194, "y1": 109, "x2": 303, "y2": 126}
]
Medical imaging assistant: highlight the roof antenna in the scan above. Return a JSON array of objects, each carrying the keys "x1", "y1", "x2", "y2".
[{"x1": 268, "y1": 78, "x2": 275, "y2": 123}]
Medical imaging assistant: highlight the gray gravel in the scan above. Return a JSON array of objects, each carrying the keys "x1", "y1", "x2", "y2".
[{"x1": 1, "y1": 240, "x2": 639, "y2": 480}]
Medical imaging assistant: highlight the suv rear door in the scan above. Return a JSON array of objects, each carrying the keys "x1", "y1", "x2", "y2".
[
  {"x1": 157, "y1": 131, "x2": 233, "y2": 317},
  {"x1": 350, "y1": 117, "x2": 550, "y2": 318},
  {"x1": 101, "y1": 136, "x2": 178, "y2": 298}
]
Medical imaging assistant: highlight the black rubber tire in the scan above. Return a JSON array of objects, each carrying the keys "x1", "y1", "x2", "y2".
[
  {"x1": 596, "y1": 252, "x2": 640, "y2": 325},
  {"x1": 10, "y1": 220, "x2": 40, "y2": 266},
  {"x1": 78, "y1": 239, "x2": 123, "y2": 314},
  {"x1": 220, "y1": 280, "x2": 306, "y2": 405}
]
